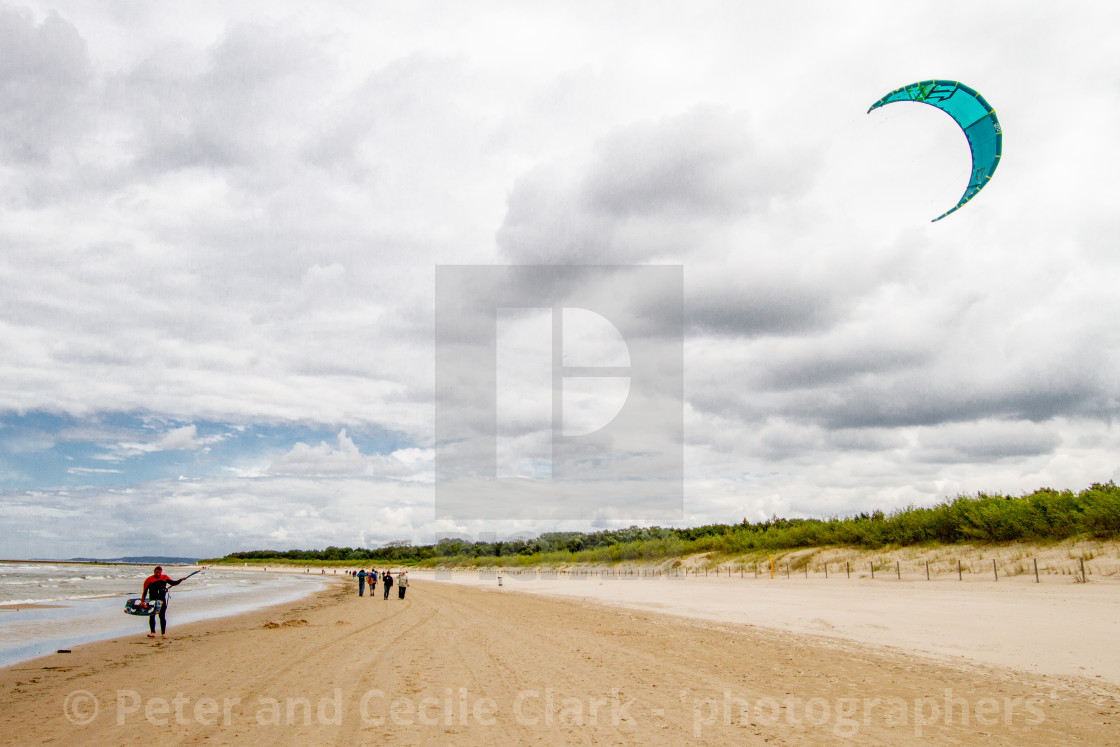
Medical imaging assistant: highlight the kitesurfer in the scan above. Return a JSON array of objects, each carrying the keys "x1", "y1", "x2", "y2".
[{"x1": 142, "y1": 566, "x2": 183, "y2": 638}]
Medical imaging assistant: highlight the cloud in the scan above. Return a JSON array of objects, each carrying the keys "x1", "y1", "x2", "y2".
[
  {"x1": 497, "y1": 107, "x2": 815, "y2": 266},
  {"x1": 267, "y1": 429, "x2": 425, "y2": 479},
  {"x1": 2, "y1": 2, "x2": 1120, "y2": 557},
  {"x1": 156, "y1": 425, "x2": 203, "y2": 451},
  {"x1": 102, "y1": 424, "x2": 219, "y2": 460},
  {"x1": 581, "y1": 107, "x2": 803, "y2": 220},
  {"x1": 914, "y1": 420, "x2": 1062, "y2": 464},
  {"x1": 0, "y1": 7, "x2": 92, "y2": 165}
]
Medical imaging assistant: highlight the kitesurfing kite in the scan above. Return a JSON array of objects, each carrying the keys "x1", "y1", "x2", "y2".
[{"x1": 868, "y1": 80, "x2": 1002, "y2": 221}]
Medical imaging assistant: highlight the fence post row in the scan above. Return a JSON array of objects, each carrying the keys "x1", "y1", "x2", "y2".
[{"x1": 479, "y1": 552, "x2": 1096, "y2": 584}]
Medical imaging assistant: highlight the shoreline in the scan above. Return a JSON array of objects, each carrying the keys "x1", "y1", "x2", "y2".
[
  {"x1": 0, "y1": 566, "x2": 328, "y2": 669},
  {"x1": 0, "y1": 579, "x2": 346, "y2": 673}
]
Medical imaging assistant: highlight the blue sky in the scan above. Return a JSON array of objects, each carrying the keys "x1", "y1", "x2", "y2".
[
  {"x1": 1, "y1": 1, "x2": 1118, "y2": 558},
  {"x1": 0, "y1": 411, "x2": 409, "y2": 489}
]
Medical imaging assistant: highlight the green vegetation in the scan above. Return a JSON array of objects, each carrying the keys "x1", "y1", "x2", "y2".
[
  {"x1": 209, "y1": 482, "x2": 1120, "y2": 567},
  {"x1": 203, "y1": 540, "x2": 430, "y2": 567}
]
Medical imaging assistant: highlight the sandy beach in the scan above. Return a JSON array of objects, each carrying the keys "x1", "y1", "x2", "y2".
[
  {"x1": 422, "y1": 569, "x2": 1120, "y2": 685},
  {"x1": 1, "y1": 574, "x2": 1118, "y2": 745}
]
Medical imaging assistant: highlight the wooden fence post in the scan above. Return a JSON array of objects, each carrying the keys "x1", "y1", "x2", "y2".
[
  {"x1": 846, "y1": 561, "x2": 850, "y2": 579},
  {"x1": 993, "y1": 559, "x2": 997, "y2": 581},
  {"x1": 1080, "y1": 556, "x2": 1087, "y2": 583},
  {"x1": 958, "y1": 559, "x2": 962, "y2": 581},
  {"x1": 870, "y1": 562, "x2": 874, "y2": 579},
  {"x1": 1034, "y1": 557, "x2": 1039, "y2": 583},
  {"x1": 925, "y1": 560, "x2": 930, "y2": 581},
  {"x1": 896, "y1": 560, "x2": 900, "y2": 580}
]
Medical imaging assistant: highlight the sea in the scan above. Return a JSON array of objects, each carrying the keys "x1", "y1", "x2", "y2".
[{"x1": 0, "y1": 561, "x2": 327, "y2": 668}]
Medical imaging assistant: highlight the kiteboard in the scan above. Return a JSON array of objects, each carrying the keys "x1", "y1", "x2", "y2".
[
  {"x1": 124, "y1": 598, "x2": 164, "y2": 616},
  {"x1": 124, "y1": 569, "x2": 203, "y2": 615}
]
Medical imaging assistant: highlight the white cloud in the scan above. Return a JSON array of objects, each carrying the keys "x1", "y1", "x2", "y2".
[
  {"x1": 157, "y1": 425, "x2": 202, "y2": 450},
  {"x1": 267, "y1": 429, "x2": 420, "y2": 478},
  {"x1": 97, "y1": 424, "x2": 217, "y2": 460}
]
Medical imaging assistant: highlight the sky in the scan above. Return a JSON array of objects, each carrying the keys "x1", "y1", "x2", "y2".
[{"x1": 1, "y1": 1, "x2": 1118, "y2": 558}]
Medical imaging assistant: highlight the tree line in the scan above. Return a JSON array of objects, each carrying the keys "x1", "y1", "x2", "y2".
[{"x1": 214, "y1": 482, "x2": 1120, "y2": 566}]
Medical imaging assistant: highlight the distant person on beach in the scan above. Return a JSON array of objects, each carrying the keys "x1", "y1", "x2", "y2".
[
  {"x1": 357, "y1": 568, "x2": 367, "y2": 596},
  {"x1": 369, "y1": 569, "x2": 378, "y2": 597},
  {"x1": 141, "y1": 566, "x2": 183, "y2": 638},
  {"x1": 397, "y1": 571, "x2": 408, "y2": 599},
  {"x1": 383, "y1": 570, "x2": 393, "y2": 599}
]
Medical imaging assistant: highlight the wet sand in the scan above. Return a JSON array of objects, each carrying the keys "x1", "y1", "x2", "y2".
[{"x1": 1, "y1": 577, "x2": 1117, "y2": 745}]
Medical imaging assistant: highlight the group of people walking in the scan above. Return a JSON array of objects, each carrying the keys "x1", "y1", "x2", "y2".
[{"x1": 354, "y1": 568, "x2": 408, "y2": 599}]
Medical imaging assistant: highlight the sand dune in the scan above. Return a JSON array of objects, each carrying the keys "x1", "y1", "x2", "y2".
[{"x1": 1, "y1": 576, "x2": 1117, "y2": 744}]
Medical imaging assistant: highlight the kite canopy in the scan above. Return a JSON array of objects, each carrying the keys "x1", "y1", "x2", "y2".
[{"x1": 868, "y1": 80, "x2": 1002, "y2": 221}]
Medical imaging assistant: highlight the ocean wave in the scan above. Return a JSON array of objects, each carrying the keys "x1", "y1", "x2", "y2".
[{"x1": 0, "y1": 598, "x2": 52, "y2": 606}]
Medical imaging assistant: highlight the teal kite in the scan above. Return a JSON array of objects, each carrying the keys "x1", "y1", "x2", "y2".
[{"x1": 868, "y1": 80, "x2": 1002, "y2": 221}]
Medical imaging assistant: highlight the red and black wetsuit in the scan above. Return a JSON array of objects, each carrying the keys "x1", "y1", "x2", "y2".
[{"x1": 142, "y1": 573, "x2": 182, "y2": 634}]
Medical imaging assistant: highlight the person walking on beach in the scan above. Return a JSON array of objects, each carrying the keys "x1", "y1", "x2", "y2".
[
  {"x1": 383, "y1": 570, "x2": 393, "y2": 599},
  {"x1": 368, "y1": 569, "x2": 378, "y2": 598},
  {"x1": 141, "y1": 566, "x2": 183, "y2": 638},
  {"x1": 357, "y1": 568, "x2": 367, "y2": 596},
  {"x1": 397, "y1": 571, "x2": 409, "y2": 599}
]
